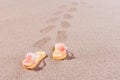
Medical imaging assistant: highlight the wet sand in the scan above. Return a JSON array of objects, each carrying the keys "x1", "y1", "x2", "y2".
[{"x1": 0, "y1": 0, "x2": 120, "y2": 80}]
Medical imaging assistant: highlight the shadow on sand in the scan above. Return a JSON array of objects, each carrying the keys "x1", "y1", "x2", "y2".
[
  {"x1": 66, "y1": 50, "x2": 75, "y2": 60},
  {"x1": 32, "y1": 50, "x2": 75, "y2": 71},
  {"x1": 33, "y1": 56, "x2": 48, "y2": 71}
]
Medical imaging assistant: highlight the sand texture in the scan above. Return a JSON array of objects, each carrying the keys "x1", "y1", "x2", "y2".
[{"x1": 0, "y1": 0, "x2": 120, "y2": 80}]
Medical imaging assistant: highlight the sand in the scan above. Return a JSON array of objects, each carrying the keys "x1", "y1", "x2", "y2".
[{"x1": 0, "y1": 0, "x2": 120, "y2": 80}]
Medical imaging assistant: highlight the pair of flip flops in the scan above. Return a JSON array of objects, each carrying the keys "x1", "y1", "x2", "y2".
[{"x1": 22, "y1": 43, "x2": 67, "y2": 69}]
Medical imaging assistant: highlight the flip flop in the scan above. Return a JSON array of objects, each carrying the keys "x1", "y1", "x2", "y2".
[
  {"x1": 52, "y1": 43, "x2": 67, "y2": 60},
  {"x1": 22, "y1": 51, "x2": 47, "y2": 69}
]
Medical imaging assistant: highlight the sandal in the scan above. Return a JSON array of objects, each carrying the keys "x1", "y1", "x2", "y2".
[
  {"x1": 52, "y1": 43, "x2": 67, "y2": 60},
  {"x1": 22, "y1": 51, "x2": 47, "y2": 69}
]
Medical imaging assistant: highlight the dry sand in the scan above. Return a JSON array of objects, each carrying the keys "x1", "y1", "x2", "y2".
[{"x1": 0, "y1": 0, "x2": 120, "y2": 80}]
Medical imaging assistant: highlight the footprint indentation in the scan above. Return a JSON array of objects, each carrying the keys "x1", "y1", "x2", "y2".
[
  {"x1": 80, "y1": 2, "x2": 93, "y2": 8},
  {"x1": 68, "y1": 8, "x2": 77, "y2": 12},
  {"x1": 81, "y1": 1, "x2": 88, "y2": 5},
  {"x1": 54, "y1": 10, "x2": 64, "y2": 15},
  {"x1": 33, "y1": 37, "x2": 51, "y2": 48},
  {"x1": 71, "y1": 2, "x2": 79, "y2": 6},
  {"x1": 46, "y1": 17, "x2": 58, "y2": 23},
  {"x1": 57, "y1": 30, "x2": 67, "y2": 42},
  {"x1": 40, "y1": 25, "x2": 55, "y2": 33},
  {"x1": 63, "y1": 14, "x2": 73, "y2": 19},
  {"x1": 61, "y1": 21, "x2": 71, "y2": 28},
  {"x1": 58, "y1": 5, "x2": 67, "y2": 9}
]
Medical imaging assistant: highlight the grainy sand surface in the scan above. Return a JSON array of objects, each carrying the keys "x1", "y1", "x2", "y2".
[{"x1": 0, "y1": 0, "x2": 120, "y2": 80}]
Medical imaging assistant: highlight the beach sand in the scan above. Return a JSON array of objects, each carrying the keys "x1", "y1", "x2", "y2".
[{"x1": 0, "y1": 0, "x2": 120, "y2": 80}]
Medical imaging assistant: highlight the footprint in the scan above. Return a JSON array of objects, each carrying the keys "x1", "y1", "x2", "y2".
[
  {"x1": 63, "y1": 13, "x2": 73, "y2": 19},
  {"x1": 33, "y1": 37, "x2": 51, "y2": 48},
  {"x1": 61, "y1": 21, "x2": 71, "y2": 28},
  {"x1": 40, "y1": 25, "x2": 56, "y2": 33},
  {"x1": 57, "y1": 30, "x2": 68, "y2": 42},
  {"x1": 80, "y1": 1, "x2": 93, "y2": 8},
  {"x1": 53, "y1": 10, "x2": 64, "y2": 15},
  {"x1": 80, "y1": 1, "x2": 88, "y2": 5},
  {"x1": 53, "y1": 5, "x2": 67, "y2": 15},
  {"x1": 68, "y1": 7, "x2": 77, "y2": 12},
  {"x1": 46, "y1": 17, "x2": 58, "y2": 23},
  {"x1": 71, "y1": 2, "x2": 79, "y2": 6},
  {"x1": 58, "y1": 5, "x2": 67, "y2": 9}
]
